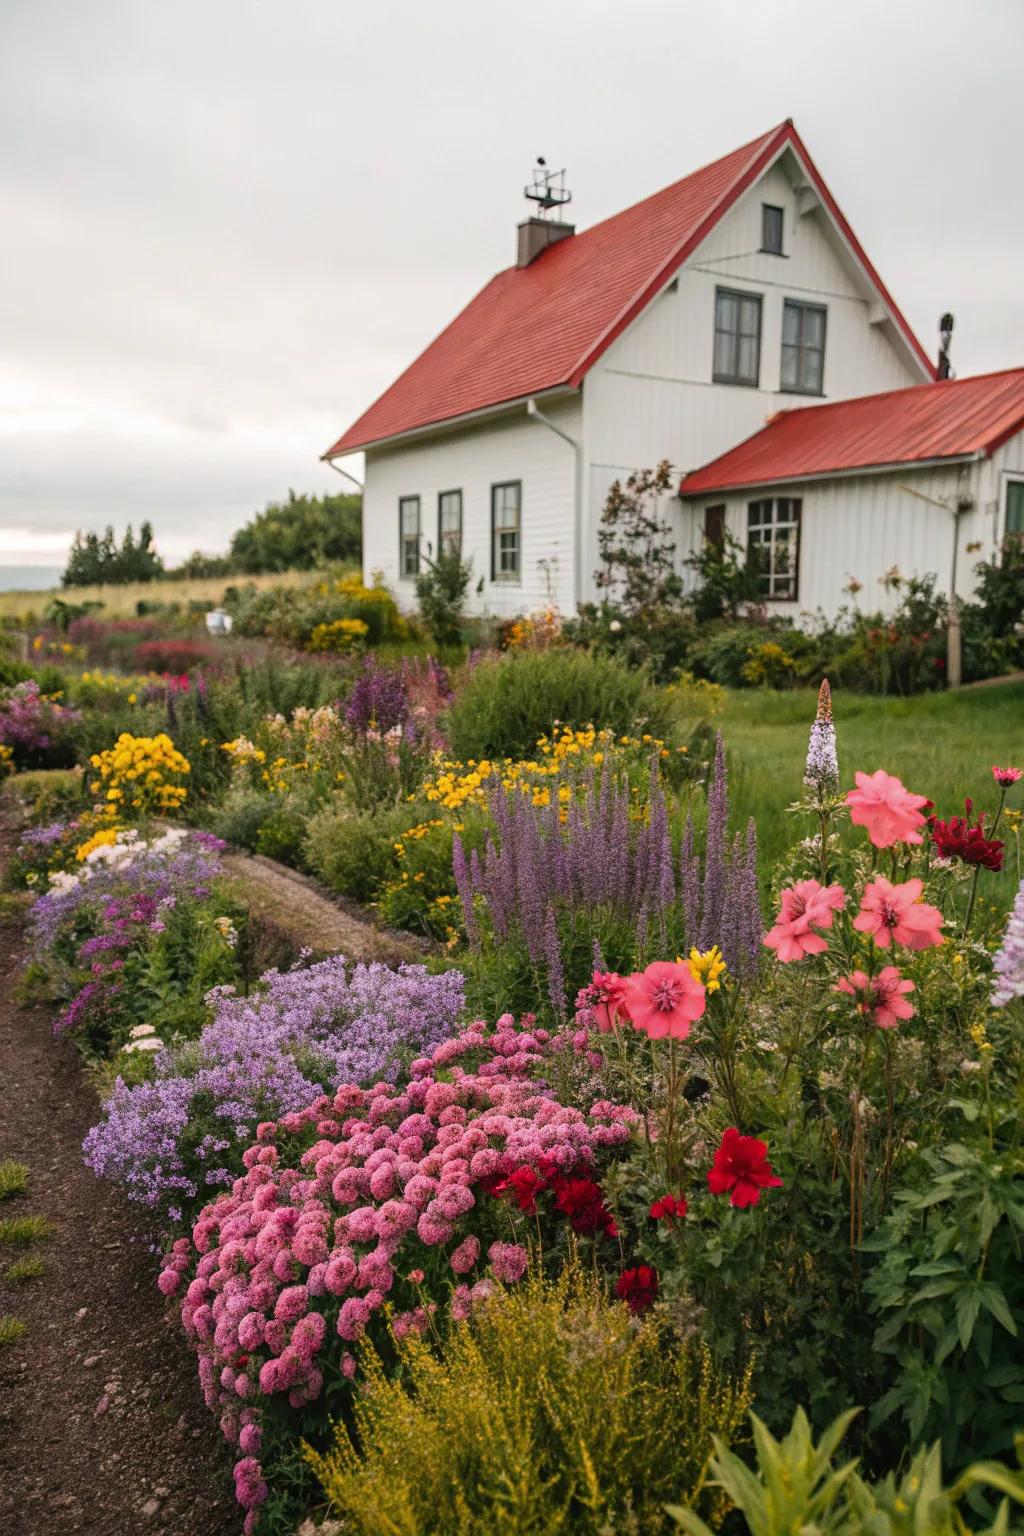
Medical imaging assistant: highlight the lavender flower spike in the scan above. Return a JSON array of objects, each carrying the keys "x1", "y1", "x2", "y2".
[
  {"x1": 804, "y1": 678, "x2": 839, "y2": 791},
  {"x1": 992, "y1": 878, "x2": 1024, "y2": 1007}
]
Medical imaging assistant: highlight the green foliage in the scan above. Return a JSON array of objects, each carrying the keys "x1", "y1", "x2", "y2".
[
  {"x1": 304, "y1": 800, "x2": 425, "y2": 905},
  {"x1": 415, "y1": 545, "x2": 472, "y2": 648},
  {"x1": 0, "y1": 1161, "x2": 29, "y2": 1201},
  {"x1": 0, "y1": 1316, "x2": 26, "y2": 1347},
  {"x1": 445, "y1": 649, "x2": 681, "y2": 760},
  {"x1": 228, "y1": 490, "x2": 361, "y2": 573},
  {"x1": 863, "y1": 1119, "x2": 1024, "y2": 1467},
  {"x1": 0, "y1": 1215, "x2": 53, "y2": 1247},
  {"x1": 970, "y1": 538, "x2": 1024, "y2": 640},
  {"x1": 669, "y1": 1408, "x2": 1024, "y2": 1536},
  {"x1": 306, "y1": 1264, "x2": 752, "y2": 1536},
  {"x1": 229, "y1": 572, "x2": 405, "y2": 651},
  {"x1": 3, "y1": 766, "x2": 86, "y2": 824},
  {"x1": 63, "y1": 521, "x2": 164, "y2": 586},
  {"x1": 594, "y1": 460, "x2": 683, "y2": 620},
  {"x1": 685, "y1": 531, "x2": 762, "y2": 623}
]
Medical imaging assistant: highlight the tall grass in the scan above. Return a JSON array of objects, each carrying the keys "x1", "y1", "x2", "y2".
[
  {"x1": 724, "y1": 681, "x2": 1024, "y2": 908},
  {"x1": 0, "y1": 568, "x2": 319, "y2": 624}
]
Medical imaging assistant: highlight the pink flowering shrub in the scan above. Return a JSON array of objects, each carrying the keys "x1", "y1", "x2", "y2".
[{"x1": 160, "y1": 1015, "x2": 637, "y2": 1528}]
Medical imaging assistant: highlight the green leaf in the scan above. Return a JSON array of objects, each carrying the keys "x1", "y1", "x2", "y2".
[
  {"x1": 979, "y1": 1284, "x2": 1018, "y2": 1337},
  {"x1": 956, "y1": 1287, "x2": 983, "y2": 1352}
]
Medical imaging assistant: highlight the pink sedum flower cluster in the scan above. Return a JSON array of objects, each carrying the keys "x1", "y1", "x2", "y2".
[{"x1": 158, "y1": 1016, "x2": 637, "y2": 1527}]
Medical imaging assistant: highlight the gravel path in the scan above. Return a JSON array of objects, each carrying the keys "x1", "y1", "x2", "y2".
[
  {"x1": 220, "y1": 848, "x2": 423, "y2": 966},
  {"x1": 0, "y1": 836, "x2": 238, "y2": 1534}
]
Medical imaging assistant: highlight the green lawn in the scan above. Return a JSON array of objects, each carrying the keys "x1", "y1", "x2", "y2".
[{"x1": 722, "y1": 680, "x2": 1024, "y2": 907}]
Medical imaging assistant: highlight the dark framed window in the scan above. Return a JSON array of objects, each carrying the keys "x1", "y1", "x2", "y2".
[
  {"x1": 713, "y1": 287, "x2": 762, "y2": 387},
  {"x1": 1006, "y1": 480, "x2": 1024, "y2": 537},
  {"x1": 438, "y1": 489, "x2": 463, "y2": 557},
  {"x1": 399, "y1": 495, "x2": 420, "y2": 577},
  {"x1": 491, "y1": 481, "x2": 521, "y2": 582},
  {"x1": 761, "y1": 204, "x2": 784, "y2": 255},
  {"x1": 781, "y1": 299, "x2": 827, "y2": 395},
  {"x1": 704, "y1": 504, "x2": 726, "y2": 547},
  {"x1": 747, "y1": 497, "x2": 801, "y2": 600}
]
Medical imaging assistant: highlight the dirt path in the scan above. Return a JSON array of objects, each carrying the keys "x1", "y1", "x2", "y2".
[
  {"x1": 0, "y1": 909, "x2": 238, "y2": 1533},
  {"x1": 221, "y1": 848, "x2": 423, "y2": 966}
]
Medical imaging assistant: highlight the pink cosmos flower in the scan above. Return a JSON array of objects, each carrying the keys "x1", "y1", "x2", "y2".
[
  {"x1": 993, "y1": 766, "x2": 1022, "y2": 787},
  {"x1": 846, "y1": 769, "x2": 929, "y2": 848},
  {"x1": 621, "y1": 960, "x2": 706, "y2": 1040},
  {"x1": 589, "y1": 971, "x2": 630, "y2": 1031},
  {"x1": 853, "y1": 876, "x2": 944, "y2": 950},
  {"x1": 763, "y1": 879, "x2": 846, "y2": 963},
  {"x1": 836, "y1": 967, "x2": 916, "y2": 1029}
]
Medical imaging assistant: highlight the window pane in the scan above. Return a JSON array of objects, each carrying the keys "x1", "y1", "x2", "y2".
[
  {"x1": 800, "y1": 347, "x2": 823, "y2": 393},
  {"x1": 1006, "y1": 482, "x2": 1024, "y2": 534},
  {"x1": 739, "y1": 297, "x2": 760, "y2": 337},
  {"x1": 782, "y1": 302, "x2": 801, "y2": 345},
  {"x1": 716, "y1": 292, "x2": 737, "y2": 333},
  {"x1": 803, "y1": 307, "x2": 825, "y2": 347},
  {"x1": 737, "y1": 336, "x2": 758, "y2": 382},
  {"x1": 713, "y1": 328, "x2": 734, "y2": 378}
]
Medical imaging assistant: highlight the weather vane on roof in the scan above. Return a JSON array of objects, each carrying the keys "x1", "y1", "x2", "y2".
[{"x1": 524, "y1": 157, "x2": 572, "y2": 220}]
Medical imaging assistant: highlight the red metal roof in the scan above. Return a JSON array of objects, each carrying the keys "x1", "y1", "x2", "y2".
[
  {"x1": 679, "y1": 369, "x2": 1024, "y2": 496},
  {"x1": 325, "y1": 121, "x2": 932, "y2": 457}
]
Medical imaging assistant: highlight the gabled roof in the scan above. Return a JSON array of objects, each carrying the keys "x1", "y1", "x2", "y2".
[
  {"x1": 325, "y1": 120, "x2": 933, "y2": 458},
  {"x1": 679, "y1": 368, "x2": 1024, "y2": 496}
]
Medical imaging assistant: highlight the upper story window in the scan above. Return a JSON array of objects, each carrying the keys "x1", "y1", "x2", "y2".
[
  {"x1": 781, "y1": 299, "x2": 827, "y2": 395},
  {"x1": 438, "y1": 489, "x2": 463, "y2": 557},
  {"x1": 761, "y1": 204, "x2": 784, "y2": 255},
  {"x1": 1006, "y1": 479, "x2": 1024, "y2": 537},
  {"x1": 491, "y1": 481, "x2": 521, "y2": 582},
  {"x1": 747, "y1": 497, "x2": 801, "y2": 600},
  {"x1": 399, "y1": 495, "x2": 420, "y2": 578},
  {"x1": 713, "y1": 288, "x2": 762, "y2": 387}
]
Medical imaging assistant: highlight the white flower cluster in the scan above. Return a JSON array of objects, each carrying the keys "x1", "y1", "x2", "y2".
[
  {"x1": 122, "y1": 1022, "x2": 164, "y2": 1055},
  {"x1": 47, "y1": 827, "x2": 188, "y2": 896}
]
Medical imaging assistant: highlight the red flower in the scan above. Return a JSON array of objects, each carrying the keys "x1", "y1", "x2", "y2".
[
  {"x1": 649, "y1": 1194, "x2": 688, "y2": 1226},
  {"x1": 494, "y1": 1165, "x2": 547, "y2": 1214},
  {"x1": 551, "y1": 1176, "x2": 618, "y2": 1238},
  {"x1": 706, "y1": 1127, "x2": 783, "y2": 1208},
  {"x1": 993, "y1": 766, "x2": 1022, "y2": 788},
  {"x1": 930, "y1": 800, "x2": 1004, "y2": 872},
  {"x1": 616, "y1": 1265, "x2": 659, "y2": 1314}
]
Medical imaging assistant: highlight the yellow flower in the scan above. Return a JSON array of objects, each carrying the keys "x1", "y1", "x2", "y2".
[{"x1": 685, "y1": 945, "x2": 727, "y2": 994}]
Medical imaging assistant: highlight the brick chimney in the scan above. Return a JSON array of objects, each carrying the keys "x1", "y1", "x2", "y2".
[{"x1": 517, "y1": 216, "x2": 575, "y2": 268}]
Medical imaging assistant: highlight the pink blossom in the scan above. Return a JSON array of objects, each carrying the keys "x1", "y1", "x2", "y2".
[
  {"x1": 836, "y1": 967, "x2": 916, "y2": 1029},
  {"x1": 993, "y1": 766, "x2": 1022, "y2": 787},
  {"x1": 764, "y1": 879, "x2": 846, "y2": 963},
  {"x1": 450, "y1": 1236, "x2": 480, "y2": 1274},
  {"x1": 853, "y1": 876, "x2": 944, "y2": 950},
  {"x1": 487, "y1": 1241, "x2": 529, "y2": 1283},
  {"x1": 273, "y1": 1285, "x2": 308, "y2": 1323},
  {"x1": 621, "y1": 960, "x2": 706, "y2": 1040},
  {"x1": 846, "y1": 769, "x2": 929, "y2": 848}
]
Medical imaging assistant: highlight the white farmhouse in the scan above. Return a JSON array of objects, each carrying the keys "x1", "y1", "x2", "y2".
[{"x1": 323, "y1": 120, "x2": 1022, "y2": 620}]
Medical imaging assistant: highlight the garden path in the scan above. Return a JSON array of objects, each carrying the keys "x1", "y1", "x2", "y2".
[
  {"x1": 221, "y1": 848, "x2": 423, "y2": 966},
  {"x1": 0, "y1": 852, "x2": 238, "y2": 1534}
]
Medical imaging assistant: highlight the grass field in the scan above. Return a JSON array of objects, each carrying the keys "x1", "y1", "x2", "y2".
[
  {"x1": 724, "y1": 679, "x2": 1024, "y2": 908},
  {"x1": 0, "y1": 569, "x2": 315, "y2": 623}
]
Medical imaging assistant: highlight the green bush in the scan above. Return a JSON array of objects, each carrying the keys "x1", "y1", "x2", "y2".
[
  {"x1": 445, "y1": 649, "x2": 682, "y2": 760},
  {"x1": 3, "y1": 767, "x2": 86, "y2": 823},
  {"x1": 304, "y1": 800, "x2": 426, "y2": 905}
]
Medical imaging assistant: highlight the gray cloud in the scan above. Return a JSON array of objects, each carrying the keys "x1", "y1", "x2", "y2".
[{"x1": 1, "y1": 0, "x2": 1021, "y2": 564}]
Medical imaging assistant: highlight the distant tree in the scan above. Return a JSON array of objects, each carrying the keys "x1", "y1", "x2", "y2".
[
  {"x1": 227, "y1": 489, "x2": 362, "y2": 573},
  {"x1": 61, "y1": 521, "x2": 165, "y2": 586}
]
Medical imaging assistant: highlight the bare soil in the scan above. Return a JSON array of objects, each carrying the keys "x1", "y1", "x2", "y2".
[{"x1": 0, "y1": 816, "x2": 238, "y2": 1536}]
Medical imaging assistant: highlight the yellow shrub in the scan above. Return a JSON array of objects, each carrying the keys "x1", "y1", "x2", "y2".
[
  {"x1": 305, "y1": 1264, "x2": 752, "y2": 1535},
  {"x1": 88, "y1": 732, "x2": 191, "y2": 816},
  {"x1": 308, "y1": 617, "x2": 370, "y2": 652}
]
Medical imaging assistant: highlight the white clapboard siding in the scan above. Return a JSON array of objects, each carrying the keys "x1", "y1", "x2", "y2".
[{"x1": 362, "y1": 397, "x2": 581, "y2": 617}]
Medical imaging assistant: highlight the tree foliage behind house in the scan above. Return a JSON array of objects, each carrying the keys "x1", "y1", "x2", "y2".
[{"x1": 227, "y1": 490, "x2": 361, "y2": 573}]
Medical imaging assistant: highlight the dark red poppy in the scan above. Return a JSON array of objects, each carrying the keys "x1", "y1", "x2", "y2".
[
  {"x1": 929, "y1": 799, "x2": 1004, "y2": 872},
  {"x1": 551, "y1": 1176, "x2": 618, "y2": 1238},
  {"x1": 706, "y1": 1127, "x2": 783, "y2": 1208},
  {"x1": 616, "y1": 1265, "x2": 659, "y2": 1314},
  {"x1": 649, "y1": 1194, "x2": 688, "y2": 1226},
  {"x1": 492, "y1": 1165, "x2": 546, "y2": 1213}
]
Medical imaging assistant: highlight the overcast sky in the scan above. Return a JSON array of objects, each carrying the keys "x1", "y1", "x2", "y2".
[{"x1": 2, "y1": 0, "x2": 1021, "y2": 569}]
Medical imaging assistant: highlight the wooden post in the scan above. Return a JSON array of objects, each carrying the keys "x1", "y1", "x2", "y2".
[{"x1": 947, "y1": 591, "x2": 962, "y2": 689}]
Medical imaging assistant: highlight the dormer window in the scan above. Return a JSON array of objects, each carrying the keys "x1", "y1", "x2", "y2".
[{"x1": 761, "y1": 204, "x2": 784, "y2": 255}]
